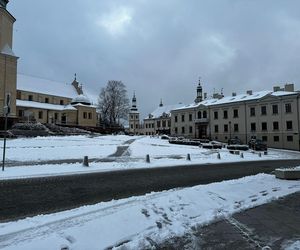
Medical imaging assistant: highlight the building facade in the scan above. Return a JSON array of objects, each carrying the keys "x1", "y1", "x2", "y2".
[{"x1": 171, "y1": 81, "x2": 300, "y2": 151}]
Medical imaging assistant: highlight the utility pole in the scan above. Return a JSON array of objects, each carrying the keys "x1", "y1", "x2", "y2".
[{"x1": 2, "y1": 93, "x2": 10, "y2": 171}]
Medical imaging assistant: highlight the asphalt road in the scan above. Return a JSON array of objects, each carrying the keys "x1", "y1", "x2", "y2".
[{"x1": 1, "y1": 159, "x2": 300, "y2": 222}]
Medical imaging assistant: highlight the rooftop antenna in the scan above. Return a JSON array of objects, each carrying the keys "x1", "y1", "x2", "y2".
[
  {"x1": 74, "y1": 73, "x2": 77, "y2": 81},
  {"x1": 221, "y1": 88, "x2": 224, "y2": 95}
]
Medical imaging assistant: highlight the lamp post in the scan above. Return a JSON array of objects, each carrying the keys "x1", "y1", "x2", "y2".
[
  {"x1": 2, "y1": 93, "x2": 10, "y2": 171},
  {"x1": 229, "y1": 121, "x2": 232, "y2": 140}
]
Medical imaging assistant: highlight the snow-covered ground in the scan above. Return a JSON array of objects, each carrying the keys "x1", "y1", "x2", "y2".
[
  {"x1": 0, "y1": 174, "x2": 299, "y2": 250},
  {"x1": 1, "y1": 135, "x2": 300, "y2": 180}
]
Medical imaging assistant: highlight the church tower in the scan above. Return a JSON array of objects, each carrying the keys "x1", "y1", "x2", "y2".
[
  {"x1": 0, "y1": 0, "x2": 18, "y2": 126},
  {"x1": 194, "y1": 77, "x2": 203, "y2": 103},
  {"x1": 128, "y1": 92, "x2": 140, "y2": 134}
]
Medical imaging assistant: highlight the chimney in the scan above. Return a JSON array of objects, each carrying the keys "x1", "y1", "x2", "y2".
[
  {"x1": 273, "y1": 86, "x2": 281, "y2": 92},
  {"x1": 232, "y1": 92, "x2": 236, "y2": 97},
  {"x1": 284, "y1": 83, "x2": 294, "y2": 92},
  {"x1": 246, "y1": 90, "x2": 252, "y2": 95}
]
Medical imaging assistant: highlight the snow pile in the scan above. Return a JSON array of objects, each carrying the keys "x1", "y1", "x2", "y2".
[
  {"x1": 11, "y1": 122, "x2": 48, "y2": 131},
  {"x1": 0, "y1": 174, "x2": 299, "y2": 250}
]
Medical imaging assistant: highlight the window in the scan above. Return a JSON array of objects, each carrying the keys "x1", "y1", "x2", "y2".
[
  {"x1": 60, "y1": 100, "x2": 64, "y2": 105},
  {"x1": 214, "y1": 125, "x2": 219, "y2": 133},
  {"x1": 197, "y1": 111, "x2": 202, "y2": 119},
  {"x1": 45, "y1": 98, "x2": 49, "y2": 103},
  {"x1": 285, "y1": 103, "x2": 292, "y2": 113},
  {"x1": 83, "y1": 112, "x2": 87, "y2": 119},
  {"x1": 28, "y1": 95, "x2": 33, "y2": 101},
  {"x1": 223, "y1": 110, "x2": 228, "y2": 119},
  {"x1": 181, "y1": 127, "x2": 185, "y2": 134},
  {"x1": 287, "y1": 135, "x2": 293, "y2": 142},
  {"x1": 38, "y1": 111, "x2": 43, "y2": 119},
  {"x1": 251, "y1": 123, "x2": 256, "y2": 131},
  {"x1": 17, "y1": 91, "x2": 21, "y2": 99},
  {"x1": 136, "y1": 124, "x2": 138, "y2": 129},
  {"x1": 130, "y1": 124, "x2": 133, "y2": 129},
  {"x1": 55, "y1": 113, "x2": 58, "y2": 120},
  {"x1": 175, "y1": 127, "x2": 178, "y2": 133},
  {"x1": 262, "y1": 136, "x2": 268, "y2": 142},
  {"x1": 234, "y1": 124, "x2": 239, "y2": 132},
  {"x1": 189, "y1": 126, "x2": 193, "y2": 133},
  {"x1": 157, "y1": 121, "x2": 161, "y2": 128},
  {"x1": 152, "y1": 123, "x2": 154, "y2": 128},
  {"x1": 88, "y1": 112, "x2": 92, "y2": 119},
  {"x1": 168, "y1": 120, "x2": 171, "y2": 127},
  {"x1": 181, "y1": 114, "x2": 185, "y2": 122},
  {"x1": 214, "y1": 111, "x2": 218, "y2": 120},
  {"x1": 131, "y1": 115, "x2": 133, "y2": 119},
  {"x1": 145, "y1": 124, "x2": 148, "y2": 129},
  {"x1": 224, "y1": 124, "x2": 228, "y2": 132},
  {"x1": 162, "y1": 120, "x2": 166, "y2": 127},
  {"x1": 189, "y1": 114, "x2": 193, "y2": 121},
  {"x1": 18, "y1": 110, "x2": 24, "y2": 117},
  {"x1": 273, "y1": 121, "x2": 279, "y2": 130},
  {"x1": 233, "y1": 109, "x2": 238, "y2": 118},
  {"x1": 250, "y1": 107, "x2": 255, "y2": 117},
  {"x1": 274, "y1": 136, "x2": 279, "y2": 142},
  {"x1": 261, "y1": 106, "x2": 267, "y2": 115},
  {"x1": 272, "y1": 104, "x2": 278, "y2": 114},
  {"x1": 262, "y1": 122, "x2": 267, "y2": 131},
  {"x1": 203, "y1": 111, "x2": 207, "y2": 118},
  {"x1": 286, "y1": 121, "x2": 293, "y2": 130},
  {"x1": 136, "y1": 115, "x2": 138, "y2": 119},
  {"x1": 175, "y1": 116, "x2": 178, "y2": 123}
]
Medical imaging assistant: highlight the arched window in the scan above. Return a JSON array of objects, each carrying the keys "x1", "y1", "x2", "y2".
[
  {"x1": 197, "y1": 111, "x2": 202, "y2": 119},
  {"x1": 203, "y1": 111, "x2": 207, "y2": 118}
]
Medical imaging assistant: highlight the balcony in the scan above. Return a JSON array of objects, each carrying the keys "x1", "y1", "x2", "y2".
[{"x1": 194, "y1": 118, "x2": 209, "y2": 124}]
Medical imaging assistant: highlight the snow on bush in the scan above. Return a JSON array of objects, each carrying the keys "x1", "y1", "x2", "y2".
[{"x1": 12, "y1": 122, "x2": 48, "y2": 131}]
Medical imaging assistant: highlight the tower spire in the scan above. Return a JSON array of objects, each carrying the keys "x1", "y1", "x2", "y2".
[
  {"x1": 159, "y1": 98, "x2": 163, "y2": 107},
  {"x1": 195, "y1": 76, "x2": 203, "y2": 103}
]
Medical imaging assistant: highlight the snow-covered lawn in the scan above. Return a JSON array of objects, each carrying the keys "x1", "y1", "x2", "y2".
[
  {"x1": 1, "y1": 135, "x2": 300, "y2": 180},
  {"x1": 0, "y1": 174, "x2": 299, "y2": 250}
]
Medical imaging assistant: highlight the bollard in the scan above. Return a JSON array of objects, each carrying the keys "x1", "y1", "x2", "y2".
[
  {"x1": 264, "y1": 151, "x2": 268, "y2": 155},
  {"x1": 83, "y1": 156, "x2": 89, "y2": 167},
  {"x1": 217, "y1": 153, "x2": 221, "y2": 159},
  {"x1": 187, "y1": 153, "x2": 191, "y2": 161},
  {"x1": 240, "y1": 152, "x2": 244, "y2": 158},
  {"x1": 258, "y1": 152, "x2": 262, "y2": 157},
  {"x1": 146, "y1": 154, "x2": 150, "y2": 163}
]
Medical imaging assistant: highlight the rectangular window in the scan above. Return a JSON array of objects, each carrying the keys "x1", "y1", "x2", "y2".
[
  {"x1": 286, "y1": 121, "x2": 293, "y2": 130},
  {"x1": 60, "y1": 100, "x2": 64, "y2": 105},
  {"x1": 251, "y1": 123, "x2": 256, "y2": 131},
  {"x1": 45, "y1": 98, "x2": 49, "y2": 103},
  {"x1": 224, "y1": 124, "x2": 228, "y2": 132},
  {"x1": 38, "y1": 111, "x2": 43, "y2": 119},
  {"x1": 181, "y1": 127, "x2": 185, "y2": 134},
  {"x1": 130, "y1": 124, "x2": 133, "y2": 129},
  {"x1": 285, "y1": 103, "x2": 292, "y2": 113},
  {"x1": 189, "y1": 114, "x2": 192, "y2": 121},
  {"x1": 88, "y1": 112, "x2": 92, "y2": 119},
  {"x1": 261, "y1": 106, "x2": 267, "y2": 115},
  {"x1": 152, "y1": 123, "x2": 154, "y2": 128},
  {"x1": 189, "y1": 126, "x2": 193, "y2": 133},
  {"x1": 175, "y1": 116, "x2": 178, "y2": 123},
  {"x1": 272, "y1": 104, "x2": 278, "y2": 114},
  {"x1": 274, "y1": 136, "x2": 279, "y2": 142},
  {"x1": 262, "y1": 122, "x2": 267, "y2": 131},
  {"x1": 223, "y1": 110, "x2": 228, "y2": 119},
  {"x1": 181, "y1": 115, "x2": 185, "y2": 122},
  {"x1": 168, "y1": 120, "x2": 171, "y2": 127},
  {"x1": 262, "y1": 136, "x2": 268, "y2": 142},
  {"x1": 250, "y1": 107, "x2": 255, "y2": 116},
  {"x1": 234, "y1": 123, "x2": 239, "y2": 132},
  {"x1": 175, "y1": 127, "x2": 178, "y2": 133},
  {"x1": 233, "y1": 109, "x2": 238, "y2": 118},
  {"x1": 214, "y1": 125, "x2": 219, "y2": 133},
  {"x1": 28, "y1": 95, "x2": 33, "y2": 101},
  {"x1": 162, "y1": 120, "x2": 166, "y2": 127},
  {"x1": 55, "y1": 113, "x2": 58, "y2": 120},
  {"x1": 83, "y1": 112, "x2": 87, "y2": 119},
  {"x1": 214, "y1": 111, "x2": 218, "y2": 120},
  {"x1": 273, "y1": 121, "x2": 279, "y2": 130},
  {"x1": 136, "y1": 115, "x2": 138, "y2": 119},
  {"x1": 18, "y1": 110, "x2": 24, "y2": 117},
  {"x1": 157, "y1": 121, "x2": 161, "y2": 128},
  {"x1": 136, "y1": 124, "x2": 138, "y2": 129},
  {"x1": 287, "y1": 135, "x2": 293, "y2": 142}
]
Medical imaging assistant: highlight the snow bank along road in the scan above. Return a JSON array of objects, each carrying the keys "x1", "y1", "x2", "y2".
[{"x1": 1, "y1": 159, "x2": 300, "y2": 222}]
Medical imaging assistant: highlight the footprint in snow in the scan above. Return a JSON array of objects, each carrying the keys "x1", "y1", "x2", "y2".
[
  {"x1": 141, "y1": 208, "x2": 150, "y2": 218},
  {"x1": 251, "y1": 198, "x2": 259, "y2": 202},
  {"x1": 272, "y1": 187, "x2": 281, "y2": 192}
]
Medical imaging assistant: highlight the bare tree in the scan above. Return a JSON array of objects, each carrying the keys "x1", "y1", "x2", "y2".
[{"x1": 98, "y1": 80, "x2": 130, "y2": 126}]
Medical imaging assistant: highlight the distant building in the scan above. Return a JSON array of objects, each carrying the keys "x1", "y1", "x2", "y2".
[
  {"x1": 143, "y1": 99, "x2": 183, "y2": 135},
  {"x1": 128, "y1": 92, "x2": 140, "y2": 134},
  {"x1": 0, "y1": 2, "x2": 97, "y2": 128},
  {"x1": 171, "y1": 79, "x2": 300, "y2": 151}
]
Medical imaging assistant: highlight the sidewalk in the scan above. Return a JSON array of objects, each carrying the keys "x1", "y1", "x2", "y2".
[{"x1": 157, "y1": 191, "x2": 300, "y2": 249}]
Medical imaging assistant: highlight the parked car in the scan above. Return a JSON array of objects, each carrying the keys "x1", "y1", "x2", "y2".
[
  {"x1": 227, "y1": 138, "x2": 249, "y2": 151},
  {"x1": 248, "y1": 139, "x2": 267, "y2": 151},
  {"x1": 228, "y1": 138, "x2": 242, "y2": 145},
  {"x1": 201, "y1": 140, "x2": 223, "y2": 149},
  {"x1": 161, "y1": 135, "x2": 170, "y2": 140}
]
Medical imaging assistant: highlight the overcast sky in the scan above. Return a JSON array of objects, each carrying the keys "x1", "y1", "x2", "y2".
[{"x1": 8, "y1": 0, "x2": 300, "y2": 118}]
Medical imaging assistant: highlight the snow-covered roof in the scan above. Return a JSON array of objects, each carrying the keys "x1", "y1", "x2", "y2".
[
  {"x1": 17, "y1": 74, "x2": 78, "y2": 99},
  {"x1": 71, "y1": 94, "x2": 91, "y2": 105},
  {"x1": 173, "y1": 90, "x2": 298, "y2": 111},
  {"x1": 17, "y1": 100, "x2": 77, "y2": 111},
  {"x1": 145, "y1": 104, "x2": 184, "y2": 119}
]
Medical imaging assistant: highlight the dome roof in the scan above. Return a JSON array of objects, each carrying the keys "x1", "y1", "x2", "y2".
[{"x1": 71, "y1": 94, "x2": 91, "y2": 105}]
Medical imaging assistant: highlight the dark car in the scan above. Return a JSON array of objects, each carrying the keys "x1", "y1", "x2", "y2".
[
  {"x1": 248, "y1": 139, "x2": 267, "y2": 151},
  {"x1": 228, "y1": 138, "x2": 242, "y2": 145}
]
